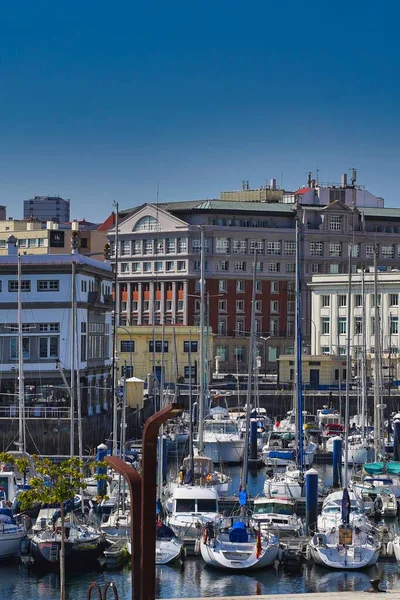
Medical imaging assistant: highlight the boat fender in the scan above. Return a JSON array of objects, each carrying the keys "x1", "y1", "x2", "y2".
[
  {"x1": 387, "y1": 541, "x2": 394, "y2": 557},
  {"x1": 331, "y1": 527, "x2": 336, "y2": 534},
  {"x1": 278, "y1": 548, "x2": 283, "y2": 562},
  {"x1": 194, "y1": 538, "x2": 201, "y2": 554},
  {"x1": 305, "y1": 545, "x2": 311, "y2": 561},
  {"x1": 381, "y1": 543, "x2": 386, "y2": 557}
]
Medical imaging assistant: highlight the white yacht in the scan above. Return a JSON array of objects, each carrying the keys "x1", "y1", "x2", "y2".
[
  {"x1": 351, "y1": 483, "x2": 397, "y2": 517},
  {"x1": 251, "y1": 496, "x2": 303, "y2": 537},
  {"x1": 343, "y1": 434, "x2": 369, "y2": 466},
  {"x1": 166, "y1": 456, "x2": 232, "y2": 497},
  {"x1": 262, "y1": 431, "x2": 317, "y2": 467},
  {"x1": 167, "y1": 486, "x2": 219, "y2": 539},
  {"x1": 317, "y1": 491, "x2": 367, "y2": 532},
  {"x1": 194, "y1": 418, "x2": 245, "y2": 464}
]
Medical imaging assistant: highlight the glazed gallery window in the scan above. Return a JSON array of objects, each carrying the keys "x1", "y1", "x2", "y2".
[
  {"x1": 10, "y1": 337, "x2": 30, "y2": 360},
  {"x1": 39, "y1": 337, "x2": 59, "y2": 359}
]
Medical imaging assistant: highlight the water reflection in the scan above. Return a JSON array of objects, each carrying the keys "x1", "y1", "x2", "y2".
[{"x1": 0, "y1": 558, "x2": 399, "y2": 599}]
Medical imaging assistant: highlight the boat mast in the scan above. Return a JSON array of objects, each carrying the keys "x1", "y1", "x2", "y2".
[
  {"x1": 295, "y1": 214, "x2": 304, "y2": 473},
  {"x1": 343, "y1": 243, "x2": 352, "y2": 488},
  {"x1": 17, "y1": 253, "x2": 25, "y2": 454},
  {"x1": 240, "y1": 251, "x2": 257, "y2": 490},
  {"x1": 112, "y1": 201, "x2": 119, "y2": 456},
  {"x1": 198, "y1": 225, "x2": 206, "y2": 455},
  {"x1": 188, "y1": 329, "x2": 194, "y2": 478},
  {"x1": 70, "y1": 259, "x2": 76, "y2": 457},
  {"x1": 361, "y1": 267, "x2": 367, "y2": 439},
  {"x1": 373, "y1": 245, "x2": 382, "y2": 459}
]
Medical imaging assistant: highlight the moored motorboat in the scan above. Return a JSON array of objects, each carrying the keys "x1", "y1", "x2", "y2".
[
  {"x1": 251, "y1": 496, "x2": 303, "y2": 537},
  {"x1": 166, "y1": 486, "x2": 219, "y2": 539},
  {"x1": 0, "y1": 503, "x2": 25, "y2": 560},
  {"x1": 194, "y1": 418, "x2": 245, "y2": 464},
  {"x1": 31, "y1": 509, "x2": 106, "y2": 570}
]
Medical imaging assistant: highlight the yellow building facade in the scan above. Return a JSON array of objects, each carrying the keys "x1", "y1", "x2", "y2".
[
  {"x1": 278, "y1": 354, "x2": 349, "y2": 390},
  {"x1": 117, "y1": 325, "x2": 214, "y2": 385}
]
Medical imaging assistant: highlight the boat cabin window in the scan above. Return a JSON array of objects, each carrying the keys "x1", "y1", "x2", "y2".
[
  {"x1": 303, "y1": 415, "x2": 316, "y2": 424},
  {"x1": 175, "y1": 499, "x2": 196, "y2": 513},
  {"x1": 253, "y1": 503, "x2": 293, "y2": 515},
  {"x1": 204, "y1": 422, "x2": 237, "y2": 434},
  {"x1": 197, "y1": 499, "x2": 217, "y2": 512}
]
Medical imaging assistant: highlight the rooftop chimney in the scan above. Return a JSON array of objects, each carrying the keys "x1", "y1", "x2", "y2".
[{"x1": 7, "y1": 235, "x2": 17, "y2": 256}]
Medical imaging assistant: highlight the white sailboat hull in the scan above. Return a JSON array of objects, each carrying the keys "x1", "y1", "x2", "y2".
[
  {"x1": 309, "y1": 541, "x2": 379, "y2": 569},
  {"x1": 127, "y1": 537, "x2": 183, "y2": 565},
  {"x1": 0, "y1": 529, "x2": 23, "y2": 560},
  {"x1": 343, "y1": 446, "x2": 368, "y2": 465},
  {"x1": 200, "y1": 538, "x2": 279, "y2": 570}
]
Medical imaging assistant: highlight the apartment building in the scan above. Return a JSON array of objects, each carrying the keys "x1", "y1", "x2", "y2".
[
  {"x1": 24, "y1": 195, "x2": 70, "y2": 223},
  {"x1": 309, "y1": 267, "x2": 400, "y2": 381},
  {"x1": 108, "y1": 176, "x2": 400, "y2": 374},
  {"x1": 0, "y1": 238, "x2": 113, "y2": 413},
  {"x1": 0, "y1": 219, "x2": 107, "y2": 260}
]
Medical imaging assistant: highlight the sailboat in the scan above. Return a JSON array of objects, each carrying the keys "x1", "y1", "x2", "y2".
[
  {"x1": 308, "y1": 489, "x2": 380, "y2": 569},
  {"x1": 309, "y1": 242, "x2": 380, "y2": 570},
  {"x1": 199, "y1": 255, "x2": 279, "y2": 570}
]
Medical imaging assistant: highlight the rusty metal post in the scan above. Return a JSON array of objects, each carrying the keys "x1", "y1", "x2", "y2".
[
  {"x1": 141, "y1": 403, "x2": 184, "y2": 600},
  {"x1": 105, "y1": 456, "x2": 142, "y2": 600}
]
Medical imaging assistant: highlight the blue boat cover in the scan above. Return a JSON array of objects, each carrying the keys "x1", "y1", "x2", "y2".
[
  {"x1": 229, "y1": 521, "x2": 248, "y2": 543},
  {"x1": 268, "y1": 450, "x2": 295, "y2": 460}
]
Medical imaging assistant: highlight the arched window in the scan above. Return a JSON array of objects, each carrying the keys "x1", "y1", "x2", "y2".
[{"x1": 133, "y1": 216, "x2": 161, "y2": 232}]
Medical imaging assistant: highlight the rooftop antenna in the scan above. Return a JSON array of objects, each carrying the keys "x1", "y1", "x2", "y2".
[
  {"x1": 316, "y1": 166, "x2": 320, "y2": 185},
  {"x1": 350, "y1": 168, "x2": 357, "y2": 186},
  {"x1": 307, "y1": 172, "x2": 312, "y2": 187}
]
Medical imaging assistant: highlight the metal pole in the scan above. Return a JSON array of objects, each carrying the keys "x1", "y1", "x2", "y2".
[
  {"x1": 198, "y1": 225, "x2": 206, "y2": 454},
  {"x1": 343, "y1": 244, "x2": 352, "y2": 488},
  {"x1": 373, "y1": 245, "x2": 381, "y2": 459},
  {"x1": 17, "y1": 253, "x2": 25, "y2": 454},
  {"x1": 112, "y1": 201, "x2": 119, "y2": 455},
  {"x1": 295, "y1": 215, "x2": 304, "y2": 473},
  {"x1": 70, "y1": 261, "x2": 76, "y2": 457},
  {"x1": 188, "y1": 329, "x2": 194, "y2": 478},
  {"x1": 361, "y1": 267, "x2": 367, "y2": 439},
  {"x1": 240, "y1": 251, "x2": 257, "y2": 490}
]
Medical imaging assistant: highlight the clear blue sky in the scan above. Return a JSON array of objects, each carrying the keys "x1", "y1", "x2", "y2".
[{"x1": 1, "y1": 0, "x2": 399, "y2": 221}]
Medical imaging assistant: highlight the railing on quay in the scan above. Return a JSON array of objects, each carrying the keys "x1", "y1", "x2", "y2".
[{"x1": 0, "y1": 405, "x2": 73, "y2": 420}]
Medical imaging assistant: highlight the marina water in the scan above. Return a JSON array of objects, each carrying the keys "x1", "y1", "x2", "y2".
[{"x1": 2, "y1": 466, "x2": 400, "y2": 599}]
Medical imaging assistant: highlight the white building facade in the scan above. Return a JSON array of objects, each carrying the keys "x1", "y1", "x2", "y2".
[
  {"x1": 310, "y1": 267, "x2": 400, "y2": 384},
  {"x1": 0, "y1": 241, "x2": 113, "y2": 413}
]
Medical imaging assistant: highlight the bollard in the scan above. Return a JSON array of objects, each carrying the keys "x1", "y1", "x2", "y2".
[
  {"x1": 332, "y1": 436, "x2": 343, "y2": 488},
  {"x1": 250, "y1": 420, "x2": 258, "y2": 460},
  {"x1": 96, "y1": 443, "x2": 108, "y2": 497},
  {"x1": 305, "y1": 468, "x2": 319, "y2": 534},
  {"x1": 394, "y1": 421, "x2": 400, "y2": 461}
]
